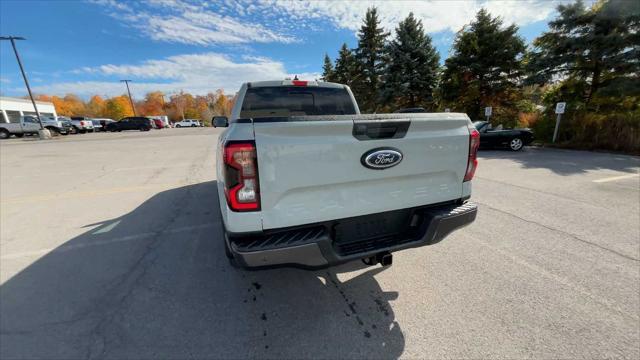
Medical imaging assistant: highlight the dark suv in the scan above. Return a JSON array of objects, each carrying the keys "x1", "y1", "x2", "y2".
[{"x1": 106, "y1": 117, "x2": 154, "y2": 132}]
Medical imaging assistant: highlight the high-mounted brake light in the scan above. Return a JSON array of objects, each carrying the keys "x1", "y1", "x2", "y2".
[
  {"x1": 223, "y1": 142, "x2": 260, "y2": 211},
  {"x1": 464, "y1": 126, "x2": 480, "y2": 182},
  {"x1": 292, "y1": 80, "x2": 308, "y2": 86}
]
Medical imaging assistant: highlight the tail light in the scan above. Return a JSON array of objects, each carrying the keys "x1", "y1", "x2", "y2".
[
  {"x1": 223, "y1": 142, "x2": 260, "y2": 211},
  {"x1": 464, "y1": 126, "x2": 480, "y2": 182}
]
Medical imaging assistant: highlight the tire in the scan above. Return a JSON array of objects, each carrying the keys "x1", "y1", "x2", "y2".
[
  {"x1": 509, "y1": 137, "x2": 524, "y2": 151},
  {"x1": 191, "y1": 124, "x2": 197, "y2": 127},
  {"x1": 46, "y1": 127, "x2": 60, "y2": 136},
  {"x1": 0, "y1": 130, "x2": 9, "y2": 139},
  {"x1": 176, "y1": 124, "x2": 182, "y2": 128},
  {"x1": 14, "y1": 133, "x2": 24, "y2": 138},
  {"x1": 223, "y1": 233, "x2": 240, "y2": 268},
  {"x1": 70, "y1": 126, "x2": 79, "y2": 134},
  {"x1": 224, "y1": 236, "x2": 234, "y2": 260},
  {"x1": 79, "y1": 129, "x2": 87, "y2": 134}
]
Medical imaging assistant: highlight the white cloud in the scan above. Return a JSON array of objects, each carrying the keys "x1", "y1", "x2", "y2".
[
  {"x1": 30, "y1": 53, "x2": 320, "y2": 97},
  {"x1": 256, "y1": 0, "x2": 562, "y2": 33},
  {"x1": 0, "y1": 77, "x2": 10, "y2": 84},
  {"x1": 94, "y1": 0, "x2": 296, "y2": 45}
]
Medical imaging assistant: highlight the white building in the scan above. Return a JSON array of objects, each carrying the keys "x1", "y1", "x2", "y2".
[{"x1": 0, "y1": 96, "x2": 58, "y2": 123}]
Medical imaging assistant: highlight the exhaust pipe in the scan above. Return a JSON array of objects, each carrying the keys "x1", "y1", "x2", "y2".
[
  {"x1": 362, "y1": 252, "x2": 393, "y2": 267},
  {"x1": 379, "y1": 252, "x2": 392, "y2": 266}
]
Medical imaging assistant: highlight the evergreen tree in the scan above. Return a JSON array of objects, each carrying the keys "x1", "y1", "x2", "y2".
[
  {"x1": 333, "y1": 43, "x2": 358, "y2": 87},
  {"x1": 527, "y1": 0, "x2": 640, "y2": 103},
  {"x1": 321, "y1": 53, "x2": 335, "y2": 82},
  {"x1": 354, "y1": 7, "x2": 389, "y2": 112},
  {"x1": 440, "y1": 9, "x2": 525, "y2": 120},
  {"x1": 382, "y1": 13, "x2": 440, "y2": 109}
]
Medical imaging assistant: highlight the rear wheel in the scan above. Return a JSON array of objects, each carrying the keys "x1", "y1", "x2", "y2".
[
  {"x1": 191, "y1": 124, "x2": 197, "y2": 127},
  {"x1": 223, "y1": 234, "x2": 240, "y2": 268},
  {"x1": 70, "y1": 126, "x2": 79, "y2": 134},
  {"x1": 46, "y1": 127, "x2": 60, "y2": 136},
  {"x1": 0, "y1": 130, "x2": 9, "y2": 139},
  {"x1": 176, "y1": 124, "x2": 182, "y2": 128},
  {"x1": 509, "y1": 137, "x2": 524, "y2": 151}
]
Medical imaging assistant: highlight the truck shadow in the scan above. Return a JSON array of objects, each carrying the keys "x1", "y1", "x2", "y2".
[{"x1": 0, "y1": 181, "x2": 405, "y2": 359}]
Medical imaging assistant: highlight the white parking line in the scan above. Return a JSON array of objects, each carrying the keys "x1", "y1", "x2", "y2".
[
  {"x1": 593, "y1": 173, "x2": 639, "y2": 183},
  {"x1": 0, "y1": 223, "x2": 216, "y2": 260}
]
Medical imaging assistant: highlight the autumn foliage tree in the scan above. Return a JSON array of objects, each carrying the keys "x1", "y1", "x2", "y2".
[
  {"x1": 137, "y1": 91, "x2": 165, "y2": 116},
  {"x1": 86, "y1": 95, "x2": 105, "y2": 117},
  {"x1": 37, "y1": 88, "x2": 232, "y2": 126},
  {"x1": 103, "y1": 96, "x2": 134, "y2": 120}
]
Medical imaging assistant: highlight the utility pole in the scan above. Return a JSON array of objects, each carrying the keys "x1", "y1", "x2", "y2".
[
  {"x1": 120, "y1": 80, "x2": 137, "y2": 116},
  {"x1": 1, "y1": 36, "x2": 44, "y2": 130}
]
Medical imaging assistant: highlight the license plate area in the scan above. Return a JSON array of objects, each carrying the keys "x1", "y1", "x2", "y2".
[{"x1": 333, "y1": 209, "x2": 412, "y2": 244}]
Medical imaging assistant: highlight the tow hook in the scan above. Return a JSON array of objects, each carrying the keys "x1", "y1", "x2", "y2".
[{"x1": 362, "y1": 252, "x2": 393, "y2": 267}]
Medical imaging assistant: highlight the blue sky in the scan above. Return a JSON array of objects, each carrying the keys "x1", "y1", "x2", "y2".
[{"x1": 1, "y1": 0, "x2": 567, "y2": 99}]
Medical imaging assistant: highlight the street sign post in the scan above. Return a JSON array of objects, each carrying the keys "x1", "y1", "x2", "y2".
[
  {"x1": 485, "y1": 106, "x2": 492, "y2": 122},
  {"x1": 553, "y1": 102, "x2": 566, "y2": 143}
]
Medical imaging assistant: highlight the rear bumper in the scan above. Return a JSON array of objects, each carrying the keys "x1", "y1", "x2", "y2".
[{"x1": 226, "y1": 200, "x2": 477, "y2": 269}]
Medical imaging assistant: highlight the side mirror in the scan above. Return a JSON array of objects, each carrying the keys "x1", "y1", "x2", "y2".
[{"x1": 213, "y1": 116, "x2": 228, "y2": 128}]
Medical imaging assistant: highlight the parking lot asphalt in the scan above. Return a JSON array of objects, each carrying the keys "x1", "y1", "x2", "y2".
[{"x1": 1, "y1": 128, "x2": 639, "y2": 359}]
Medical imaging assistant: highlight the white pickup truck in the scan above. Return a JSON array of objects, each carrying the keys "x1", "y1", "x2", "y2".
[
  {"x1": 175, "y1": 119, "x2": 201, "y2": 127},
  {"x1": 69, "y1": 117, "x2": 95, "y2": 133},
  {"x1": 214, "y1": 80, "x2": 479, "y2": 269},
  {"x1": 0, "y1": 115, "x2": 70, "y2": 139}
]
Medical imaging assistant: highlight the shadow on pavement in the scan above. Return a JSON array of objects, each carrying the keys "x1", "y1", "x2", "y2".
[
  {"x1": 479, "y1": 147, "x2": 640, "y2": 176},
  {"x1": 0, "y1": 181, "x2": 405, "y2": 359}
]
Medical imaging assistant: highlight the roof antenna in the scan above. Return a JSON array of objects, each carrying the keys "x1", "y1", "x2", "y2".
[{"x1": 293, "y1": 75, "x2": 299, "y2": 80}]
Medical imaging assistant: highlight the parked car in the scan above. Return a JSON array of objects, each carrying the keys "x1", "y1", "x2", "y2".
[
  {"x1": 69, "y1": 117, "x2": 95, "y2": 133},
  {"x1": 152, "y1": 119, "x2": 165, "y2": 129},
  {"x1": 215, "y1": 80, "x2": 478, "y2": 269},
  {"x1": 93, "y1": 118, "x2": 115, "y2": 131},
  {"x1": 146, "y1": 115, "x2": 170, "y2": 128},
  {"x1": 174, "y1": 119, "x2": 200, "y2": 127},
  {"x1": 0, "y1": 115, "x2": 70, "y2": 139},
  {"x1": 106, "y1": 117, "x2": 154, "y2": 132},
  {"x1": 58, "y1": 118, "x2": 74, "y2": 134},
  {"x1": 473, "y1": 121, "x2": 534, "y2": 151},
  {"x1": 91, "y1": 120, "x2": 104, "y2": 132}
]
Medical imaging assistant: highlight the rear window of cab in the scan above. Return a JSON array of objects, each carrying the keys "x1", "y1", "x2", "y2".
[{"x1": 240, "y1": 86, "x2": 356, "y2": 119}]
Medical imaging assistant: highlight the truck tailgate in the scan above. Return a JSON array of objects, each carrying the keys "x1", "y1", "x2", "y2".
[{"x1": 253, "y1": 114, "x2": 471, "y2": 230}]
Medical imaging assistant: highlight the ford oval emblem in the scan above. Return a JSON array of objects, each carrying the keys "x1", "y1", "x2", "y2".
[{"x1": 361, "y1": 148, "x2": 403, "y2": 169}]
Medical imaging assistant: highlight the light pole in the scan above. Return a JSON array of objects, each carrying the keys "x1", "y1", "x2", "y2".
[
  {"x1": 0, "y1": 36, "x2": 44, "y2": 130},
  {"x1": 120, "y1": 79, "x2": 137, "y2": 116}
]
